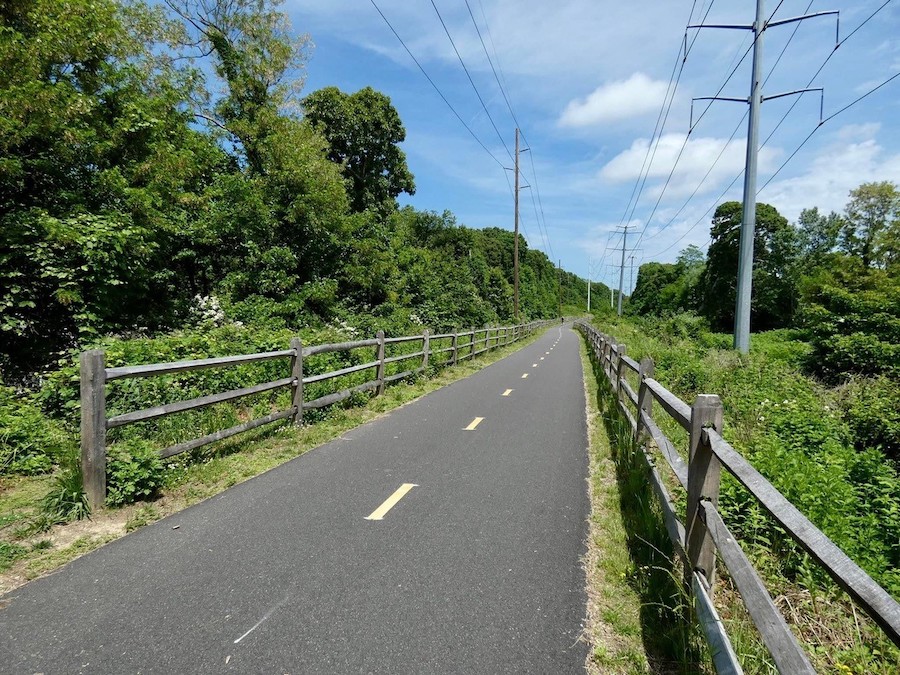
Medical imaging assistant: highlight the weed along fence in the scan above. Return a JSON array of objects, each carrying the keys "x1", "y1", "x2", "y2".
[
  {"x1": 80, "y1": 321, "x2": 552, "y2": 510},
  {"x1": 575, "y1": 320, "x2": 900, "y2": 674}
]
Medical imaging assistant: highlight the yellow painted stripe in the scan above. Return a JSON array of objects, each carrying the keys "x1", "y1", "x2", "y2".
[
  {"x1": 464, "y1": 416, "x2": 484, "y2": 431},
  {"x1": 532, "y1": 363, "x2": 538, "y2": 367},
  {"x1": 502, "y1": 389, "x2": 513, "y2": 396},
  {"x1": 365, "y1": 483, "x2": 417, "y2": 521},
  {"x1": 521, "y1": 373, "x2": 529, "y2": 379}
]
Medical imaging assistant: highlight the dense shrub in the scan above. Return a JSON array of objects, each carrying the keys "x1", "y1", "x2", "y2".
[
  {"x1": 589, "y1": 313, "x2": 900, "y2": 595},
  {"x1": 106, "y1": 441, "x2": 165, "y2": 507},
  {"x1": 800, "y1": 272, "x2": 900, "y2": 381},
  {"x1": 0, "y1": 384, "x2": 73, "y2": 475},
  {"x1": 839, "y1": 376, "x2": 900, "y2": 463}
]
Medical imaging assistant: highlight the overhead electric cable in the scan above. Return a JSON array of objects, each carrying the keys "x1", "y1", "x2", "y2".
[
  {"x1": 631, "y1": 0, "x2": 793, "y2": 253},
  {"x1": 464, "y1": 0, "x2": 521, "y2": 131},
  {"x1": 367, "y1": 0, "x2": 506, "y2": 168},
  {"x1": 429, "y1": 0, "x2": 513, "y2": 162},
  {"x1": 651, "y1": 0, "x2": 894, "y2": 258},
  {"x1": 617, "y1": 0, "x2": 708, "y2": 229},
  {"x1": 758, "y1": 68, "x2": 900, "y2": 194},
  {"x1": 640, "y1": 1, "x2": 812, "y2": 246}
]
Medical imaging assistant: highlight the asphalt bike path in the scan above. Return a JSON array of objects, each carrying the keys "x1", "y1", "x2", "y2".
[{"x1": 1, "y1": 324, "x2": 590, "y2": 674}]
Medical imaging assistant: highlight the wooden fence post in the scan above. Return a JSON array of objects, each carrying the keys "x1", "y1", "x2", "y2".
[
  {"x1": 376, "y1": 330, "x2": 386, "y2": 395},
  {"x1": 290, "y1": 338, "x2": 303, "y2": 425},
  {"x1": 80, "y1": 349, "x2": 107, "y2": 512},
  {"x1": 615, "y1": 344, "x2": 627, "y2": 399},
  {"x1": 636, "y1": 356, "x2": 655, "y2": 442},
  {"x1": 687, "y1": 394, "x2": 725, "y2": 589},
  {"x1": 422, "y1": 329, "x2": 430, "y2": 371},
  {"x1": 451, "y1": 331, "x2": 458, "y2": 366}
]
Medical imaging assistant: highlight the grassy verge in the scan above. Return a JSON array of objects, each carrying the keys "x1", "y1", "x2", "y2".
[
  {"x1": 580, "y1": 334, "x2": 712, "y2": 674},
  {"x1": 579, "y1": 338, "x2": 652, "y2": 674},
  {"x1": 0, "y1": 332, "x2": 544, "y2": 594},
  {"x1": 580, "y1": 316, "x2": 900, "y2": 673}
]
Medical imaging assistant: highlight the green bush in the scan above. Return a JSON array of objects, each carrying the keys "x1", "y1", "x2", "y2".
[
  {"x1": 840, "y1": 376, "x2": 900, "y2": 463},
  {"x1": 106, "y1": 440, "x2": 165, "y2": 507},
  {"x1": 1, "y1": 384, "x2": 73, "y2": 475},
  {"x1": 588, "y1": 316, "x2": 900, "y2": 595}
]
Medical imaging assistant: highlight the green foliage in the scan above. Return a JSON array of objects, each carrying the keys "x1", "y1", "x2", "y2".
[
  {"x1": 841, "y1": 181, "x2": 900, "y2": 269},
  {"x1": 593, "y1": 315, "x2": 900, "y2": 597},
  {"x1": 0, "y1": 384, "x2": 72, "y2": 475},
  {"x1": 0, "y1": 540, "x2": 29, "y2": 572},
  {"x1": 304, "y1": 86, "x2": 416, "y2": 213},
  {"x1": 106, "y1": 440, "x2": 164, "y2": 507},
  {"x1": 839, "y1": 376, "x2": 900, "y2": 463},
  {"x1": 699, "y1": 201, "x2": 797, "y2": 331},
  {"x1": 628, "y1": 246, "x2": 705, "y2": 318},
  {"x1": 799, "y1": 265, "x2": 900, "y2": 381},
  {"x1": 40, "y1": 449, "x2": 89, "y2": 524}
]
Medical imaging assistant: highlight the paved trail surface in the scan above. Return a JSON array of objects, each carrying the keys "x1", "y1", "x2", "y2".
[{"x1": 1, "y1": 325, "x2": 590, "y2": 674}]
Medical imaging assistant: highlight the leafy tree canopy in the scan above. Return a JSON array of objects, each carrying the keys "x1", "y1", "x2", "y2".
[{"x1": 303, "y1": 86, "x2": 415, "y2": 214}]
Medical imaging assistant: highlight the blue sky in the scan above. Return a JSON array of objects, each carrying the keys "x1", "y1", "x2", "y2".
[{"x1": 286, "y1": 0, "x2": 900, "y2": 293}]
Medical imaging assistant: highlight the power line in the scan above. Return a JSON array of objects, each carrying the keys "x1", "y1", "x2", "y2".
[
  {"x1": 618, "y1": 0, "x2": 710, "y2": 230},
  {"x1": 367, "y1": 0, "x2": 506, "y2": 168},
  {"x1": 464, "y1": 0, "x2": 521, "y2": 131},
  {"x1": 429, "y1": 0, "x2": 513, "y2": 162},
  {"x1": 630, "y1": 35, "x2": 758, "y2": 253},
  {"x1": 463, "y1": 3, "x2": 556, "y2": 261},
  {"x1": 758, "y1": 68, "x2": 900, "y2": 194},
  {"x1": 649, "y1": 0, "x2": 893, "y2": 257},
  {"x1": 640, "y1": 1, "x2": 809, "y2": 247}
]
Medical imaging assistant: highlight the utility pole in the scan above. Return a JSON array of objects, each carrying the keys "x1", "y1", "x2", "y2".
[
  {"x1": 617, "y1": 225, "x2": 628, "y2": 316},
  {"x1": 587, "y1": 258, "x2": 591, "y2": 312},
  {"x1": 689, "y1": 2, "x2": 837, "y2": 353},
  {"x1": 557, "y1": 259, "x2": 562, "y2": 319},
  {"x1": 734, "y1": 0, "x2": 766, "y2": 355},
  {"x1": 629, "y1": 255, "x2": 635, "y2": 298},
  {"x1": 513, "y1": 128, "x2": 520, "y2": 322}
]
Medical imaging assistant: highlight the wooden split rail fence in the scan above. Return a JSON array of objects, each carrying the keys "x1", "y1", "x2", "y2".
[
  {"x1": 575, "y1": 320, "x2": 900, "y2": 674},
  {"x1": 80, "y1": 321, "x2": 552, "y2": 510}
]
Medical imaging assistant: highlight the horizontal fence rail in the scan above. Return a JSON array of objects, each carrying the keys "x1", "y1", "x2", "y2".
[
  {"x1": 574, "y1": 320, "x2": 900, "y2": 674},
  {"x1": 80, "y1": 321, "x2": 553, "y2": 509}
]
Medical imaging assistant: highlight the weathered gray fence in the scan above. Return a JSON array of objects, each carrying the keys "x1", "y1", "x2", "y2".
[
  {"x1": 81, "y1": 321, "x2": 551, "y2": 509},
  {"x1": 576, "y1": 320, "x2": 900, "y2": 674}
]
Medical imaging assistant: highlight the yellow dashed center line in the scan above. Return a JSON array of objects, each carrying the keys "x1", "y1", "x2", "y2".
[
  {"x1": 464, "y1": 416, "x2": 484, "y2": 431},
  {"x1": 521, "y1": 373, "x2": 529, "y2": 379},
  {"x1": 502, "y1": 389, "x2": 513, "y2": 396},
  {"x1": 365, "y1": 483, "x2": 417, "y2": 521}
]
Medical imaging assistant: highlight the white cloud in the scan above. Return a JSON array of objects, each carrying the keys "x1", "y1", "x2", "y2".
[
  {"x1": 558, "y1": 73, "x2": 669, "y2": 127},
  {"x1": 760, "y1": 124, "x2": 900, "y2": 221},
  {"x1": 598, "y1": 133, "x2": 780, "y2": 199}
]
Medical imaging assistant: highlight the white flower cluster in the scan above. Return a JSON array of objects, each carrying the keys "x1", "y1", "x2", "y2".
[
  {"x1": 335, "y1": 320, "x2": 358, "y2": 337},
  {"x1": 192, "y1": 294, "x2": 225, "y2": 326},
  {"x1": 409, "y1": 312, "x2": 423, "y2": 326}
]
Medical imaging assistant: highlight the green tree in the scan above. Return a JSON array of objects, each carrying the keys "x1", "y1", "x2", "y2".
[
  {"x1": 699, "y1": 201, "x2": 796, "y2": 332},
  {"x1": 0, "y1": 0, "x2": 220, "y2": 375},
  {"x1": 303, "y1": 86, "x2": 415, "y2": 213},
  {"x1": 796, "y1": 207, "x2": 842, "y2": 268},
  {"x1": 164, "y1": 0, "x2": 310, "y2": 175},
  {"x1": 841, "y1": 181, "x2": 900, "y2": 269}
]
